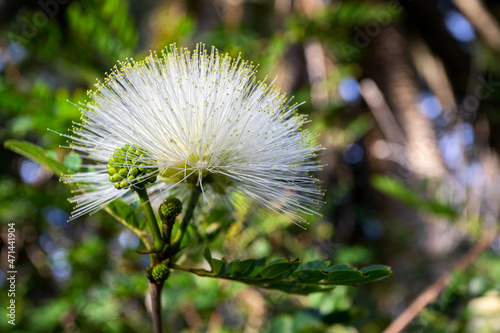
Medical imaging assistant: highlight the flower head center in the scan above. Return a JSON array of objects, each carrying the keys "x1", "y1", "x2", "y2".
[{"x1": 196, "y1": 160, "x2": 209, "y2": 173}]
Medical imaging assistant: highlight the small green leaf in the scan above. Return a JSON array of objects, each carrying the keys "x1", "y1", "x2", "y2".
[
  {"x1": 292, "y1": 269, "x2": 328, "y2": 283},
  {"x1": 211, "y1": 259, "x2": 226, "y2": 276},
  {"x1": 230, "y1": 259, "x2": 256, "y2": 277},
  {"x1": 359, "y1": 265, "x2": 392, "y2": 283},
  {"x1": 371, "y1": 175, "x2": 457, "y2": 218},
  {"x1": 298, "y1": 260, "x2": 328, "y2": 271},
  {"x1": 4, "y1": 139, "x2": 73, "y2": 176},
  {"x1": 106, "y1": 200, "x2": 143, "y2": 230},
  {"x1": 325, "y1": 265, "x2": 392, "y2": 285},
  {"x1": 324, "y1": 270, "x2": 366, "y2": 285},
  {"x1": 325, "y1": 264, "x2": 355, "y2": 272},
  {"x1": 260, "y1": 262, "x2": 299, "y2": 280},
  {"x1": 360, "y1": 264, "x2": 390, "y2": 272},
  {"x1": 203, "y1": 247, "x2": 212, "y2": 268}
]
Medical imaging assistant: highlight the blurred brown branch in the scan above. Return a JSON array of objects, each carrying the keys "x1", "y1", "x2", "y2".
[
  {"x1": 453, "y1": 0, "x2": 500, "y2": 53},
  {"x1": 383, "y1": 229, "x2": 500, "y2": 333},
  {"x1": 410, "y1": 41, "x2": 457, "y2": 122}
]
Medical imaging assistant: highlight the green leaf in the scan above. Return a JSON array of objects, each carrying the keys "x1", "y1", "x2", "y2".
[
  {"x1": 4, "y1": 139, "x2": 73, "y2": 176},
  {"x1": 211, "y1": 259, "x2": 225, "y2": 276},
  {"x1": 324, "y1": 264, "x2": 392, "y2": 285},
  {"x1": 298, "y1": 260, "x2": 328, "y2": 270},
  {"x1": 229, "y1": 259, "x2": 256, "y2": 277},
  {"x1": 173, "y1": 259, "x2": 392, "y2": 295},
  {"x1": 292, "y1": 269, "x2": 328, "y2": 283},
  {"x1": 359, "y1": 265, "x2": 393, "y2": 283},
  {"x1": 203, "y1": 247, "x2": 212, "y2": 268},
  {"x1": 106, "y1": 200, "x2": 142, "y2": 230},
  {"x1": 324, "y1": 269, "x2": 367, "y2": 285},
  {"x1": 325, "y1": 264, "x2": 355, "y2": 272},
  {"x1": 371, "y1": 175, "x2": 457, "y2": 218},
  {"x1": 260, "y1": 262, "x2": 300, "y2": 280},
  {"x1": 360, "y1": 264, "x2": 390, "y2": 272}
]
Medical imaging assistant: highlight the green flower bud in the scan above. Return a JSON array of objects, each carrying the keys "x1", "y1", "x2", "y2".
[
  {"x1": 118, "y1": 168, "x2": 128, "y2": 177},
  {"x1": 152, "y1": 264, "x2": 170, "y2": 282},
  {"x1": 106, "y1": 144, "x2": 158, "y2": 190},
  {"x1": 158, "y1": 196, "x2": 183, "y2": 222}
]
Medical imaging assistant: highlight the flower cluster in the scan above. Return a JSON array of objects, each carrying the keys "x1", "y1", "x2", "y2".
[
  {"x1": 62, "y1": 44, "x2": 323, "y2": 225},
  {"x1": 106, "y1": 144, "x2": 158, "y2": 189}
]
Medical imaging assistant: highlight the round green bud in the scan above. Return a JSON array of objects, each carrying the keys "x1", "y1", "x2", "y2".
[
  {"x1": 152, "y1": 264, "x2": 170, "y2": 282},
  {"x1": 106, "y1": 144, "x2": 158, "y2": 190},
  {"x1": 158, "y1": 196, "x2": 183, "y2": 222},
  {"x1": 118, "y1": 168, "x2": 128, "y2": 177}
]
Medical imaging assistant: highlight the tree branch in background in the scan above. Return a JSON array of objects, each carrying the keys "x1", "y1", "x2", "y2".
[
  {"x1": 410, "y1": 41, "x2": 457, "y2": 123},
  {"x1": 383, "y1": 229, "x2": 500, "y2": 333},
  {"x1": 370, "y1": 26, "x2": 445, "y2": 178},
  {"x1": 453, "y1": 0, "x2": 500, "y2": 53},
  {"x1": 360, "y1": 78, "x2": 407, "y2": 146}
]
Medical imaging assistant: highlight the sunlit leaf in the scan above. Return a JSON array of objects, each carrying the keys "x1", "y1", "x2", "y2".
[
  {"x1": 4, "y1": 139, "x2": 73, "y2": 176},
  {"x1": 371, "y1": 175, "x2": 457, "y2": 218}
]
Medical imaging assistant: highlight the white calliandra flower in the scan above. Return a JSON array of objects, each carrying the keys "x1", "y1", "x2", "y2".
[{"x1": 61, "y1": 44, "x2": 323, "y2": 225}]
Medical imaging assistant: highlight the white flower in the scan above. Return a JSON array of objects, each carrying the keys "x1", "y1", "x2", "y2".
[{"x1": 62, "y1": 44, "x2": 323, "y2": 225}]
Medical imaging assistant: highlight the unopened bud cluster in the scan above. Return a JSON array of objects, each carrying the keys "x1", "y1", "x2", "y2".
[
  {"x1": 159, "y1": 197, "x2": 183, "y2": 222},
  {"x1": 152, "y1": 264, "x2": 170, "y2": 282},
  {"x1": 107, "y1": 144, "x2": 157, "y2": 189}
]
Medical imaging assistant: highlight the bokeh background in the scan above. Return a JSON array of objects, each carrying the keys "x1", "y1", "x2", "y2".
[{"x1": 2, "y1": 0, "x2": 500, "y2": 332}]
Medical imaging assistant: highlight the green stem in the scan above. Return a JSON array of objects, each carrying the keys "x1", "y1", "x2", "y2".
[
  {"x1": 164, "y1": 221, "x2": 174, "y2": 248},
  {"x1": 136, "y1": 187, "x2": 165, "y2": 252},
  {"x1": 171, "y1": 186, "x2": 202, "y2": 253}
]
